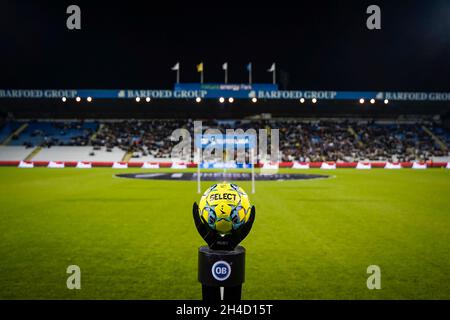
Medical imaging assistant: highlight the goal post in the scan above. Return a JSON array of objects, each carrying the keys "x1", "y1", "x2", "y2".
[
  {"x1": 251, "y1": 147, "x2": 255, "y2": 194},
  {"x1": 197, "y1": 147, "x2": 201, "y2": 194}
]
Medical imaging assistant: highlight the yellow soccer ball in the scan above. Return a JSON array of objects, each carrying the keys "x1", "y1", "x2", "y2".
[{"x1": 198, "y1": 183, "x2": 252, "y2": 235}]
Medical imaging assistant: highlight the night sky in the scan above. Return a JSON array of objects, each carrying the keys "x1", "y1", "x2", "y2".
[{"x1": 1, "y1": 0, "x2": 449, "y2": 91}]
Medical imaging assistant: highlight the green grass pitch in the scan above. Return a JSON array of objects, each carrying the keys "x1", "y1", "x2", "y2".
[{"x1": 0, "y1": 167, "x2": 449, "y2": 299}]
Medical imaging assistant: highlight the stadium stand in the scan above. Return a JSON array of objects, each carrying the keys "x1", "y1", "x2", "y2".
[
  {"x1": 0, "y1": 122, "x2": 21, "y2": 144},
  {"x1": 0, "y1": 146, "x2": 33, "y2": 161},
  {"x1": 429, "y1": 125, "x2": 450, "y2": 148},
  {"x1": 90, "y1": 119, "x2": 187, "y2": 159},
  {"x1": 0, "y1": 119, "x2": 448, "y2": 162},
  {"x1": 8, "y1": 121, "x2": 98, "y2": 147},
  {"x1": 93, "y1": 119, "x2": 449, "y2": 162}
]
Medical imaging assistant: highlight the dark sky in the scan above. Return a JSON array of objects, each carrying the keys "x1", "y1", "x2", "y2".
[{"x1": 1, "y1": 0, "x2": 449, "y2": 91}]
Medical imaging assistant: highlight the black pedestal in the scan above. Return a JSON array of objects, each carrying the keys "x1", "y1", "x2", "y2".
[{"x1": 198, "y1": 246, "x2": 245, "y2": 301}]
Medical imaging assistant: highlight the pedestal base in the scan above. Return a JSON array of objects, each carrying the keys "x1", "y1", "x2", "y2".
[{"x1": 198, "y1": 246, "x2": 245, "y2": 301}]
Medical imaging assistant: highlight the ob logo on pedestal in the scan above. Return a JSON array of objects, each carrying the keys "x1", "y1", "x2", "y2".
[{"x1": 212, "y1": 261, "x2": 231, "y2": 281}]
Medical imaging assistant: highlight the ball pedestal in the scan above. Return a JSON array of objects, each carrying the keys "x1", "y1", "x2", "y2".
[{"x1": 198, "y1": 246, "x2": 245, "y2": 301}]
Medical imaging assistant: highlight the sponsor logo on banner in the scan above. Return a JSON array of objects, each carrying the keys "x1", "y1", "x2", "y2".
[
  {"x1": 321, "y1": 162, "x2": 336, "y2": 170},
  {"x1": 112, "y1": 162, "x2": 128, "y2": 169},
  {"x1": 141, "y1": 162, "x2": 160, "y2": 169},
  {"x1": 18, "y1": 161, "x2": 34, "y2": 168},
  {"x1": 48, "y1": 161, "x2": 65, "y2": 168},
  {"x1": 384, "y1": 92, "x2": 450, "y2": 101},
  {"x1": 384, "y1": 162, "x2": 402, "y2": 169},
  {"x1": 411, "y1": 162, "x2": 427, "y2": 169},
  {"x1": 292, "y1": 162, "x2": 310, "y2": 169},
  {"x1": 76, "y1": 162, "x2": 92, "y2": 169},
  {"x1": 171, "y1": 162, "x2": 187, "y2": 169},
  {"x1": 0, "y1": 89, "x2": 77, "y2": 98},
  {"x1": 356, "y1": 162, "x2": 372, "y2": 169}
]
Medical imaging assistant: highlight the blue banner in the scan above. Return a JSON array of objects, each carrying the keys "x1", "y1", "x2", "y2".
[
  {"x1": 194, "y1": 134, "x2": 257, "y2": 149},
  {"x1": 1, "y1": 88, "x2": 450, "y2": 101},
  {"x1": 199, "y1": 162, "x2": 251, "y2": 169}
]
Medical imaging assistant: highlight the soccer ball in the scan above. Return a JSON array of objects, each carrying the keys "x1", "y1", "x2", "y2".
[{"x1": 198, "y1": 183, "x2": 252, "y2": 235}]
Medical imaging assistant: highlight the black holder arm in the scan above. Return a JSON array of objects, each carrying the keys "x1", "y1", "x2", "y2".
[{"x1": 192, "y1": 202, "x2": 256, "y2": 250}]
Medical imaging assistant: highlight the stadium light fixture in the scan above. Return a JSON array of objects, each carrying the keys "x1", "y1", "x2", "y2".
[
  {"x1": 370, "y1": 98, "x2": 375, "y2": 104},
  {"x1": 75, "y1": 97, "x2": 81, "y2": 102},
  {"x1": 300, "y1": 98, "x2": 305, "y2": 103},
  {"x1": 136, "y1": 97, "x2": 141, "y2": 102},
  {"x1": 219, "y1": 97, "x2": 225, "y2": 103},
  {"x1": 228, "y1": 97, "x2": 234, "y2": 103},
  {"x1": 384, "y1": 99, "x2": 389, "y2": 104},
  {"x1": 312, "y1": 98, "x2": 317, "y2": 104},
  {"x1": 251, "y1": 97, "x2": 257, "y2": 103},
  {"x1": 359, "y1": 98, "x2": 365, "y2": 104},
  {"x1": 195, "y1": 97, "x2": 202, "y2": 103},
  {"x1": 62, "y1": 97, "x2": 67, "y2": 102},
  {"x1": 146, "y1": 97, "x2": 151, "y2": 102},
  {"x1": 87, "y1": 96, "x2": 93, "y2": 102}
]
